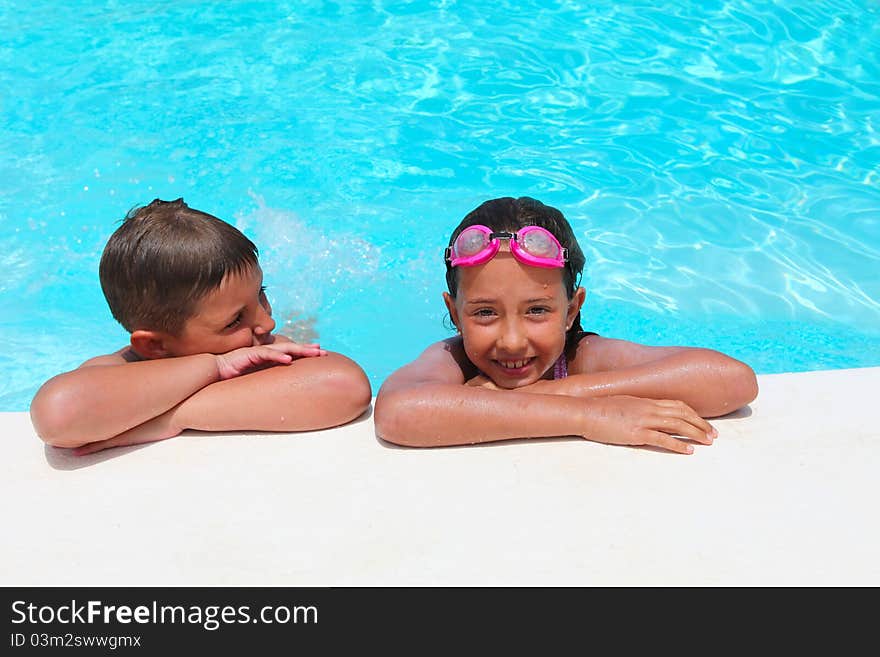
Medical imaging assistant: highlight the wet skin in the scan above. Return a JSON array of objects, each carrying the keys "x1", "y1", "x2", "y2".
[
  {"x1": 443, "y1": 249, "x2": 584, "y2": 389},
  {"x1": 160, "y1": 264, "x2": 276, "y2": 357}
]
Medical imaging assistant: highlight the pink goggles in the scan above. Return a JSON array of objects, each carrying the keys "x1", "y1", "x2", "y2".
[{"x1": 445, "y1": 224, "x2": 568, "y2": 269}]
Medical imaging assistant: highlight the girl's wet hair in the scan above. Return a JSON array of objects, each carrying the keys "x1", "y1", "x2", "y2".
[
  {"x1": 445, "y1": 196, "x2": 587, "y2": 359},
  {"x1": 99, "y1": 198, "x2": 258, "y2": 335}
]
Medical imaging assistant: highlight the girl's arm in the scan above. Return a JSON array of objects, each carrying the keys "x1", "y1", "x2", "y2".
[
  {"x1": 374, "y1": 339, "x2": 715, "y2": 453},
  {"x1": 505, "y1": 336, "x2": 758, "y2": 418}
]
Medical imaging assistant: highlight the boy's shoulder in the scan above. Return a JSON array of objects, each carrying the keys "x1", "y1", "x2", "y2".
[{"x1": 79, "y1": 347, "x2": 143, "y2": 368}]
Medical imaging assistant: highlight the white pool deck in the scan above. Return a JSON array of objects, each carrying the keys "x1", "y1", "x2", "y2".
[{"x1": 4, "y1": 366, "x2": 879, "y2": 587}]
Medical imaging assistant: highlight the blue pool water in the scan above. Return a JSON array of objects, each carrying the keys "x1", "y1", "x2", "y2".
[{"x1": 1, "y1": 0, "x2": 879, "y2": 411}]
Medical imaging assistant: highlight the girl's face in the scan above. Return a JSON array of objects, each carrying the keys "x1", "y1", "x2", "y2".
[{"x1": 444, "y1": 249, "x2": 585, "y2": 389}]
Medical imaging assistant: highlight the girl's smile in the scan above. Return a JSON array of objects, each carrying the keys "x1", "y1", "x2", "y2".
[{"x1": 494, "y1": 357, "x2": 538, "y2": 378}]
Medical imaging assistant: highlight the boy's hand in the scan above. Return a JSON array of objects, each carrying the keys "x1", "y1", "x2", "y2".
[
  {"x1": 216, "y1": 342, "x2": 327, "y2": 381},
  {"x1": 583, "y1": 396, "x2": 717, "y2": 455},
  {"x1": 72, "y1": 410, "x2": 183, "y2": 456}
]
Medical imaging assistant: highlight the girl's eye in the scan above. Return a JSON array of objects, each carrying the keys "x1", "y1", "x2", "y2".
[
  {"x1": 474, "y1": 308, "x2": 496, "y2": 317},
  {"x1": 527, "y1": 306, "x2": 549, "y2": 315}
]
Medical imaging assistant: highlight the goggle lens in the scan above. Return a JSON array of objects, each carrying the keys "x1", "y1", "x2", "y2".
[
  {"x1": 454, "y1": 228, "x2": 491, "y2": 258},
  {"x1": 447, "y1": 225, "x2": 567, "y2": 269},
  {"x1": 519, "y1": 228, "x2": 560, "y2": 260}
]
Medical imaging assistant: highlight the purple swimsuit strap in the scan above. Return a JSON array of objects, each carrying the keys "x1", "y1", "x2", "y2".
[{"x1": 553, "y1": 353, "x2": 568, "y2": 380}]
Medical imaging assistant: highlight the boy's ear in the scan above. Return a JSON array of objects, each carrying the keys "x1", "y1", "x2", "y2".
[
  {"x1": 130, "y1": 330, "x2": 172, "y2": 360},
  {"x1": 442, "y1": 292, "x2": 460, "y2": 332}
]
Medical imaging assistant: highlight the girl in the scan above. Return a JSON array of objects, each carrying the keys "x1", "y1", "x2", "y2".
[{"x1": 375, "y1": 196, "x2": 758, "y2": 454}]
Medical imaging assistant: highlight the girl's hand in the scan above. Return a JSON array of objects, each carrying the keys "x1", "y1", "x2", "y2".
[
  {"x1": 583, "y1": 396, "x2": 717, "y2": 455},
  {"x1": 465, "y1": 374, "x2": 500, "y2": 390},
  {"x1": 216, "y1": 342, "x2": 327, "y2": 380}
]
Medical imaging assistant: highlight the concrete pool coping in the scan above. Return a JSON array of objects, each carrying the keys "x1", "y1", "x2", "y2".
[{"x1": 3, "y1": 366, "x2": 879, "y2": 586}]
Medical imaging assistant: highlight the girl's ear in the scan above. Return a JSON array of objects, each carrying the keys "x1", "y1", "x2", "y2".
[
  {"x1": 442, "y1": 292, "x2": 460, "y2": 332},
  {"x1": 130, "y1": 330, "x2": 172, "y2": 360},
  {"x1": 566, "y1": 287, "x2": 587, "y2": 330}
]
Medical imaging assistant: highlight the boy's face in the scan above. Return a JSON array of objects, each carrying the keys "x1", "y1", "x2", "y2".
[
  {"x1": 443, "y1": 249, "x2": 583, "y2": 389},
  {"x1": 162, "y1": 264, "x2": 276, "y2": 357}
]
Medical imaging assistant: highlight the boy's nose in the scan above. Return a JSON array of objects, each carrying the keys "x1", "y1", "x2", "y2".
[{"x1": 253, "y1": 305, "x2": 276, "y2": 337}]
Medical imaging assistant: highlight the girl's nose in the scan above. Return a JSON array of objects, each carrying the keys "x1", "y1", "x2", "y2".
[{"x1": 497, "y1": 319, "x2": 527, "y2": 353}]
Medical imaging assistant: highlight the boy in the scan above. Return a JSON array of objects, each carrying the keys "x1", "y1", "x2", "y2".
[{"x1": 31, "y1": 198, "x2": 372, "y2": 455}]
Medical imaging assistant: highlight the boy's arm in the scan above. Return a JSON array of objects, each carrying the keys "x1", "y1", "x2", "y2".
[
  {"x1": 172, "y1": 351, "x2": 370, "y2": 433},
  {"x1": 374, "y1": 339, "x2": 714, "y2": 453},
  {"x1": 497, "y1": 337, "x2": 759, "y2": 418},
  {"x1": 71, "y1": 351, "x2": 372, "y2": 455},
  {"x1": 30, "y1": 342, "x2": 327, "y2": 449}
]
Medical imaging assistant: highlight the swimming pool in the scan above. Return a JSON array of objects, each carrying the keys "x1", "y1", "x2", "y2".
[{"x1": 1, "y1": 0, "x2": 878, "y2": 411}]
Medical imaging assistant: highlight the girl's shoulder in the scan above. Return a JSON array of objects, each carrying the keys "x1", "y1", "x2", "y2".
[
  {"x1": 427, "y1": 336, "x2": 479, "y2": 380},
  {"x1": 384, "y1": 337, "x2": 478, "y2": 389},
  {"x1": 569, "y1": 333, "x2": 688, "y2": 374}
]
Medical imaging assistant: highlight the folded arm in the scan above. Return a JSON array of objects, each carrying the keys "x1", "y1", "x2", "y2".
[
  {"x1": 69, "y1": 351, "x2": 372, "y2": 455},
  {"x1": 505, "y1": 337, "x2": 758, "y2": 417},
  {"x1": 374, "y1": 339, "x2": 715, "y2": 454},
  {"x1": 31, "y1": 341, "x2": 370, "y2": 452},
  {"x1": 31, "y1": 351, "x2": 229, "y2": 449}
]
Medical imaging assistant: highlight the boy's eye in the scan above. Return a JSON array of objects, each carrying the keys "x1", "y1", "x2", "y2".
[
  {"x1": 225, "y1": 314, "x2": 243, "y2": 329},
  {"x1": 258, "y1": 286, "x2": 272, "y2": 314}
]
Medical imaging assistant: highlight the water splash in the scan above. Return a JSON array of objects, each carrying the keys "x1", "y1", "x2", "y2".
[{"x1": 234, "y1": 192, "x2": 383, "y2": 343}]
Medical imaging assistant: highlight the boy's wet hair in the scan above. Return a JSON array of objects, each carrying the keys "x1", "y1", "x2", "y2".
[
  {"x1": 445, "y1": 196, "x2": 587, "y2": 358},
  {"x1": 99, "y1": 198, "x2": 258, "y2": 335}
]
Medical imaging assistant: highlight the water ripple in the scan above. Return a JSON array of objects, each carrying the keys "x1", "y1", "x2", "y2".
[{"x1": 1, "y1": 0, "x2": 879, "y2": 408}]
